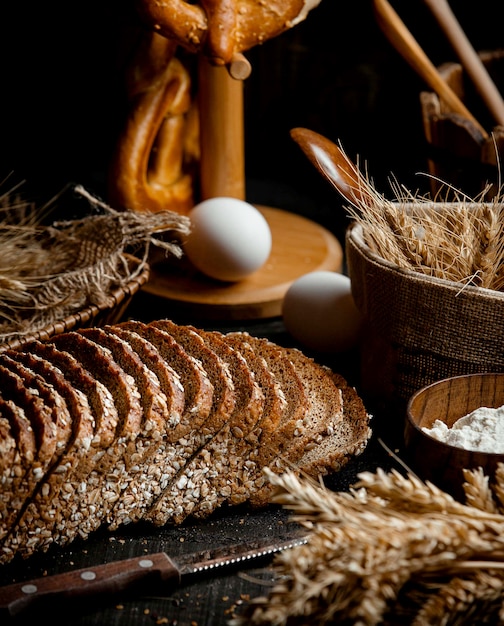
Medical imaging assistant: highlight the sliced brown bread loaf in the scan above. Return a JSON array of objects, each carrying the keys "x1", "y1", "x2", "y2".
[
  {"x1": 149, "y1": 327, "x2": 265, "y2": 524},
  {"x1": 21, "y1": 340, "x2": 120, "y2": 547},
  {"x1": 0, "y1": 351, "x2": 95, "y2": 559},
  {"x1": 0, "y1": 319, "x2": 373, "y2": 562}
]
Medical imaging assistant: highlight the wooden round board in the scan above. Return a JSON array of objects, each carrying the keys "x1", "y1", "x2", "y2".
[{"x1": 143, "y1": 205, "x2": 343, "y2": 319}]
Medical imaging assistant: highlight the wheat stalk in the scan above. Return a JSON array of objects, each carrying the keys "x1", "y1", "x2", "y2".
[
  {"x1": 338, "y1": 149, "x2": 504, "y2": 292},
  {"x1": 230, "y1": 465, "x2": 504, "y2": 625}
]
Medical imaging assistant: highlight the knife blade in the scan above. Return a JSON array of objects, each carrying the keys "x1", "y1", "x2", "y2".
[{"x1": 0, "y1": 534, "x2": 308, "y2": 618}]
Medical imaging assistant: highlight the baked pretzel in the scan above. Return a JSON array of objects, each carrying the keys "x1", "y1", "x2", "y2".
[
  {"x1": 108, "y1": 33, "x2": 199, "y2": 214},
  {"x1": 135, "y1": 0, "x2": 322, "y2": 66}
]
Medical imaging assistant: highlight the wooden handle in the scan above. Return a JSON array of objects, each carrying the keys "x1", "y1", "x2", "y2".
[
  {"x1": 0, "y1": 552, "x2": 180, "y2": 618},
  {"x1": 423, "y1": 0, "x2": 504, "y2": 127},
  {"x1": 198, "y1": 56, "x2": 246, "y2": 201},
  {"x1": 373, "y1": 0, "x2": 488, "y2": 138}
]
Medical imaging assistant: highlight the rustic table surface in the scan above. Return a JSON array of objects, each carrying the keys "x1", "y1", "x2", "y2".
[{"x1": 0, "y1": 292, "x2": 401, "y2": 626}]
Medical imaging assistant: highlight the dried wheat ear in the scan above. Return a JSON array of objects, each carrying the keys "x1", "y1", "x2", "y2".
[
  {"x1": 0, "y1": 320, "x2": 372, "y2": 563},
  {"x1": 230, "y1": 465, "x2": 504, "y2": 626}
]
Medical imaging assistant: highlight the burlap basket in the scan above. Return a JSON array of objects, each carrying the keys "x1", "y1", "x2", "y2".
[{"x1": 346, "y1": 220, "x2": 504, "y2": 418}]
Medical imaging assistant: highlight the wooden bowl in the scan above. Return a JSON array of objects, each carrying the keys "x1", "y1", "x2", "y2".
[{"x1": 404, "y1": 373, "x2": 504, "y2": 502}]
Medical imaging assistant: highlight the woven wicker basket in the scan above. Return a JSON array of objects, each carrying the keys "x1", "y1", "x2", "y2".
[
  {"x1": 0, "y1": 254, "x2": 149, "y2": 352},
  {"x1": 346, "y1": 221, "x2": 504, "y2": 419}
]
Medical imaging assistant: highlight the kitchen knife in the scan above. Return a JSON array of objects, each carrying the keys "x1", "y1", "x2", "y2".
[{"x1": 0, "y1": 534, "x2": 308, "y2": 618}]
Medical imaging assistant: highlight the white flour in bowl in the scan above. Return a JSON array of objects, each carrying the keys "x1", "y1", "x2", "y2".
[{"x1": 423, "y1": 405, "x2": 504, "y2": 453}]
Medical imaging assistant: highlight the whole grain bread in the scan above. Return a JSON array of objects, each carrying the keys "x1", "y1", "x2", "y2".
[{"x1": 0, "y1": 319, "x2": 372, "y2": 562}]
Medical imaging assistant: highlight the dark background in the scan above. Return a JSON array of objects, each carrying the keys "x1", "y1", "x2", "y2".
[{"x1": 0, "y1": 0, "x2": 502, "y2": 237}]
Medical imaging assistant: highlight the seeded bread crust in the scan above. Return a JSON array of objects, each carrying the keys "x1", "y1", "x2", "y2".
[{"x1": 0, "y1": 351, "x2": 95, "y2": 560}]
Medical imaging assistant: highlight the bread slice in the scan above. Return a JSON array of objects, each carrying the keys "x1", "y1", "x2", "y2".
[
  {"x1": 144, "y1": 320, "x2": 237, "y2": 526},
  {"x1": 295, "y1": 372, "x2": 372, "y2": 476},
  {"x1": 48, "y1": 331, "x2": 144, "y2": 534},
  {"x1": 0, "y1": 363, "x2": 57, "y2": 559},
  {"x1": 0, "y1": 399, "x2": 36, "y2": 546},
  {"x1": 20, "y1": 339, "x2": 120, "y2": 547},
  {"x1": 247, "y1": 347, "x2": 346, "y2": 507},
  {"x1": 148, "y1": 327, "x2": 265, "y2": 524},
  {"x1": 175, "y1": 331, "x2": 287, "y2": 515},
  {"x1": 109, "y1": 320, "x2": 217, "y2": 527},
  {"x1": 0, "y1": 351, "x2": 95, "y2": 559}
]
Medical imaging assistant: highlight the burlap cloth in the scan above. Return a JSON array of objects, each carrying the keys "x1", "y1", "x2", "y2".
[{"x1": 346, "y1": 222, "x2": 504, "y2": 416}]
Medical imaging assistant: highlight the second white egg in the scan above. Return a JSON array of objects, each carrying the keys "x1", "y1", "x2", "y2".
[
  {"x1": 282, "y1": 271, "x2": 363, "y2": 352},
  {"x1": 184, "y1": 197, "x2": 272, "y2": 282}
]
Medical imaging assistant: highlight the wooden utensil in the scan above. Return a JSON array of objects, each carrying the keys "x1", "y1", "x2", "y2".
[
  {"x1": 372, "y1": 0, "x2": 488, "y2": 138},
  {"x1": 423, "y1": 0, "x2": 504, "y2": 127},
  {"x1": 290, "y1": 127, "x2": 374, "y2": 208}
]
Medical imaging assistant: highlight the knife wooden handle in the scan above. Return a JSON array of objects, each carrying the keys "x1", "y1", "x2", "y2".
[{"x1": 0, "y1": 552, "x2": 180, "y2": 618}]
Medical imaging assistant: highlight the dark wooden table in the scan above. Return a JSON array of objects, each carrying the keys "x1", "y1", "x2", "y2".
[{"x1": 0, "y1": 292, "x2": 401, "y2": 626}]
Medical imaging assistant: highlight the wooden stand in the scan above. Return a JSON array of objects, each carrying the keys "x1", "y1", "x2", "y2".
[{"x1": 146, "y1": 55, "x2": 343, "y2": 319}]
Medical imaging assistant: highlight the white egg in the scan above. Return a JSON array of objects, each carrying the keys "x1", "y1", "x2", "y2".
[
  {"x1": 282, "y1": 271, "x2": 362, "y2": 352},
  {"x1": 184, "y1": 197, "x2": 272, "y2": 282}
]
